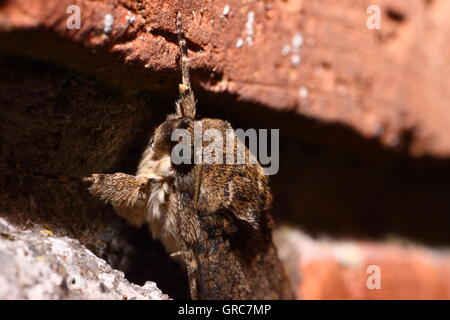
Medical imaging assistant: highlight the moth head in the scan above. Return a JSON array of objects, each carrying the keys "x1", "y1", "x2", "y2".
[{"x1": 137, "y1": 116, "x2": 195, "y2": 178}]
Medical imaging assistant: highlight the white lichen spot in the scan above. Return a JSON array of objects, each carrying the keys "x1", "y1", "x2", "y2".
[
  {"x1": 245, "y1": 11, "x2": 255, "y2": 46},
  {"x1": 292, "y1": 33, "x2": 304, "y2": 51},
  {"x1": 291, "y1": 54, "x2": 301, "y2": 66},
  {"x1": 221, "y1": 4, "x2": 230, "y2": 17},
  {"x1": 103, "y1": 13, "x2": 114, "y2": 34},
  {"x1": 236, "y1": 38, "x2": 244, "y2": 48},
  {"x1": 281, "y1": 44, "x2": 291, "y2": 56},
  {"x1": 288, "y1": 32, "x2": 304, "y2": 66},
  {"x1": 125, "y1": 14, "x2": 136, "y2": 25},
  {"x1": 299, "y1": 86, "x2": 308, "y2": 99}
]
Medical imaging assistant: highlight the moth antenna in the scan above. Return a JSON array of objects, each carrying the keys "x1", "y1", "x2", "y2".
[
  {"x1": 176, "y1": 7, "x2": 196, "y2": 119},
  {"x1": 12, "y1": 162, "x2": 88, "y2": 184}
]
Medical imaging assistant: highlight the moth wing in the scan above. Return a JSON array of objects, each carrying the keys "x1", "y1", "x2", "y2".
[{"x1": 221, "y1": 165, "x2": 273, "y2": 231}]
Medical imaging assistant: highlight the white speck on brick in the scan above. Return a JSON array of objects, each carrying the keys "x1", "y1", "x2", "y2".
[
  {"x1": 125, "y1": 14, "x2": 136, "y2": 25},
  {"x1": 222, "y1": 5, "x2": 230, "y2": 17},
  {"x1": 103, "y1": 13, "x2": 114, "y2": 34},
  {"x1": 236, "y1": 38, "x2": 244, "y2": 48},
  {"x1": 291, "y1": 54, "x2": 301, "y2": 66},
  {"x1": 288, "y1": 32, "x2": 304, "y2": 66},
  {"x1": 245, "y1": 11, "x2": 255, "y2": 46},
  {"x1": 299, "y1": 86, "x2": 308, "y2": 99},
  {"x1": 292, "y1": 33, "x2": 303, "y2": 51},
  {"x1": 281, "y1": 44, "x2": 291, "y2": 56}
]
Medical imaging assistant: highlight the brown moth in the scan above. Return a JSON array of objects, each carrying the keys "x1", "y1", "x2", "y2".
[{"x1": 17, "y1": 10, "x2": 294, "y2": 300}]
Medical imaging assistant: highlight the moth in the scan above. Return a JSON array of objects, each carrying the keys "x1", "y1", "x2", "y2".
[{"x1": 17, "y1": 11, "x2": 294, "y2": 300}]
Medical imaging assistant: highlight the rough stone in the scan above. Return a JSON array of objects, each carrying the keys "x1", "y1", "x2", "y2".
[{"x1": 0, "y1": 218, "x2": 168, "y2": 300}]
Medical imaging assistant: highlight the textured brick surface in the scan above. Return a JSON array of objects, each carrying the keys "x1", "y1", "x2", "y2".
[
  {"x1": 1, "y1": 0, "x2": 450, "y2": 157},
  {"x1": 275, "y1": 229, "x2": 450, "y2": 299}
]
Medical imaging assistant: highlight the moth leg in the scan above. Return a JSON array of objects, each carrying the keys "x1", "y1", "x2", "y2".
[
  {"x1": 185, "y1": 250, "x2": 198, "y2": 300},
  {"x1": 172, "y1": 248, "x2": 198, "y2": 300},
  {"x1": 83, "y1": 172, "x2": 154, "y2": 226}
]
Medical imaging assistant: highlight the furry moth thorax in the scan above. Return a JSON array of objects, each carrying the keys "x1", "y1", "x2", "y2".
[{"x1": 130, "y1": 113, "x2": 271, "y2": 254}]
